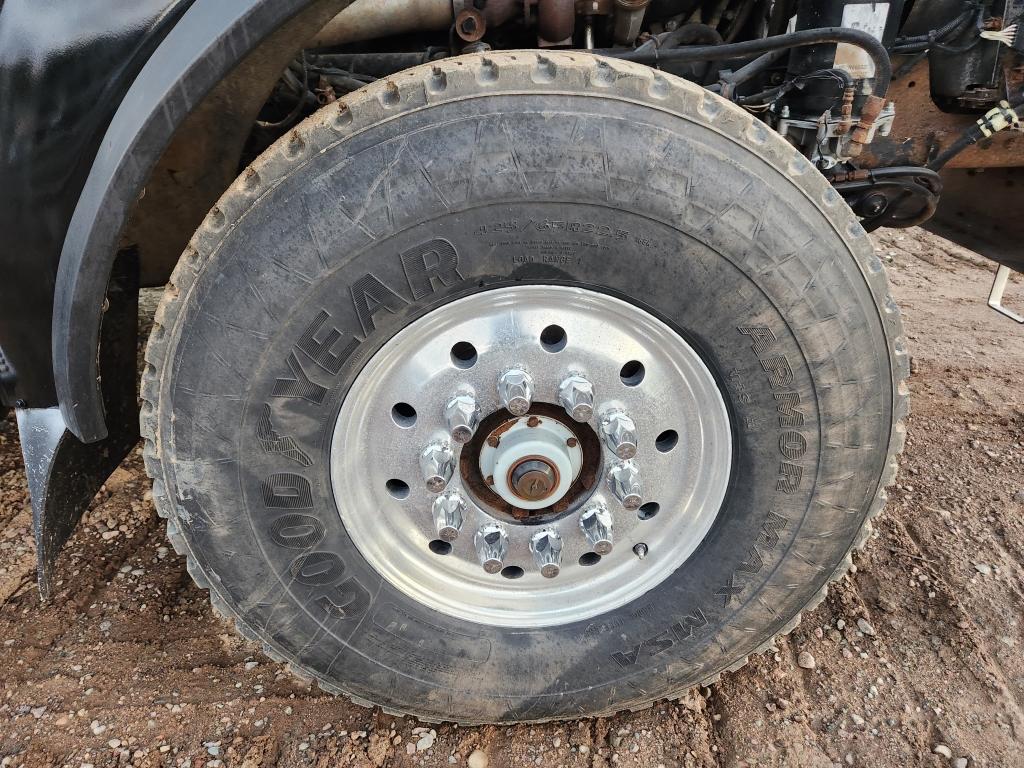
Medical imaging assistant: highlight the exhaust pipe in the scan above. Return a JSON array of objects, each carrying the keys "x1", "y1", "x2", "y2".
[{"x1": 312, "y1": 0, "x2": 523, "y2": 49}]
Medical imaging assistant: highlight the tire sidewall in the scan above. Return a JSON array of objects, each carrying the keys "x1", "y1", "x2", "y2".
[{"x1": 153, "y1": 68, "x2": 894, "y2": 722}]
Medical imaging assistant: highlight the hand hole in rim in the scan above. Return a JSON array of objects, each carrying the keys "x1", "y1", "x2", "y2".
[
  {"x1": 428, "y1": 539, "x2": 453, "y2": 555},
  {"x1": 450, "y1": 341, "x2": 478, "y2": 369},
  {"x1": 539, "y1": 324, "x2": 567, "y2": 353},
  {"x1": 655, "y1": 429, "x2": 678, "y2": 452},
  {"x1": 385, "y1": 478, "x2": 410, "y2": 499},
  {"x1": 500, "y1": 565, "x2": 524, "y2": 579},
  {"x1": 620, "y1": 360, "x2": 645, "y2": 386},
  {"x1": 578, "y1": 552, "x2": 602, "y2": 566},
  {"x1": 638, "y1": 502, "x2": 660, "y2": 520},
  {"x1": 391, "y1": 402, "x2": 417, "y2": 428}
]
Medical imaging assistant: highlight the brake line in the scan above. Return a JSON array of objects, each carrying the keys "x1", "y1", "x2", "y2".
[{"x1": 599, "y1": 26, "x2": 893, "y2": 97}]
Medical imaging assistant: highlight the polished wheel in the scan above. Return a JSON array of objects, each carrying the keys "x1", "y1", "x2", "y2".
[{"x1": 330, "y1": 285, "x2": 731, "y2": 627}]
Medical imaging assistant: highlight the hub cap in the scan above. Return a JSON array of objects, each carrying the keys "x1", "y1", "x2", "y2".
[{"x1": 330, "y1": 286, "x2": 731, "y2": 627}]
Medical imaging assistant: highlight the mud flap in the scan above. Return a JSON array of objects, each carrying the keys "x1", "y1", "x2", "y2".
[{"x1": 17, "y1": 253, "x2": 140, "y2": 599}]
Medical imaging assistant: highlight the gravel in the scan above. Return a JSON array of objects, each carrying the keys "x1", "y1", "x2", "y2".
[
  {"x1": 797, "y1": 651, "x2": 816, "y2": 670},
  {"x1": 856, "y1": 618, "x2": 876, "y2": 636},
  {"x1": 468, "y1": 749, "x2": 489, "y2": 768},
  {"x1": 933, "y1": 744, "x2": 953, "y2": 758}
]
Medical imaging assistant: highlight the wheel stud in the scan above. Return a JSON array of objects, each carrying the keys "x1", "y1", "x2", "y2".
[
  {"x1": 444, "y1": 393, "x2": 480, "y2": 443},
  {"x1": 579, "y1": 504, "x2": 614, "y2": 555},
  {"x1": 608, "y1": 460, "x2": 642, "y2": 509},
  {"x1": 420, "y1": 441, "x2": 454, "y2": 492},
  {"x1": 601, "y1": 410, "x2": 638, "y2": 459},
  {"x1": 558, "y1": 374, "x2": 595, "y2": 422},
  {"x1": 498, "y1": 368, "x2": 534, "y2": 416},
  {"x1": 530, "y1": 529, "x2": 563, "y2": 578},
  {"x1": 432, "y1": 491, "x2": 466, "y2": 542},
  {"x1": 474, "y1": 524, "x2": 508, "y2": 573}
]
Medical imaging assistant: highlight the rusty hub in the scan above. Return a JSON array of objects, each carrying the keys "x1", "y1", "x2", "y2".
[{"x1": 459, "y1": 402, "x2": 601, "y2": 522}]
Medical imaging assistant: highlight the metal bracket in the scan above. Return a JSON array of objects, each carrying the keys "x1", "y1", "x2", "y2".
[{"x1": 988, "y1": 264, "x2": 1024, "y2": 324}]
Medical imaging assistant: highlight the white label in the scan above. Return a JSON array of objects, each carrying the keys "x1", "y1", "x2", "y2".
[{"x1": 835, "y1": 2, "x2": 889, "y2": 79}]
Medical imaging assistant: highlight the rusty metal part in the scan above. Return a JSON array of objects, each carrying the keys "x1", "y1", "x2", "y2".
[
  {"x1": 125, "y1": 2, "x2": 347, "y2": 287},
  {"x1": 860, "y1": 60, "x2": 1024, "y2": 171},
  {"x1": 836, "y1": 86, "x2": 855, "y2": 136},
  {"x1": 848, "y1": 95, "x2": 886, "y2": 158},
  {"x1": 538, "y1": 0, "x2": 575, "y2": 44},
  {"x1": 459, "y1": 403, "x2": 601, "y2": 523},
  {"x1": 508, "y1": 456, "x2": 560, "y2": 501},
  {"x1": 613, "y1": 0, "x2": 649, "y2": 45},
  {"x1": 455, "y1": 8, "x2": 487, "y2": 42}
]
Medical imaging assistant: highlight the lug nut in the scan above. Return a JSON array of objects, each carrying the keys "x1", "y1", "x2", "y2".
[
  {"x1": 498, "y1": 368, "x2": 534, "y2": 416},
  {"x1": 579, "y1": 504, "x2": 614, "y2": 555},
  {"x1": 608, "y1": 460, "x2": 642, "y2": 510},
  {"x1": 444, "y1": 393, "x2": 480, "y2": 443},
  {"x1": 420, "y1": 441, "x2": 454, "y2": 492},
  {"x1": 601, "y1": 410, "x2": 638, "y2": 459},
  {"x1": 530, "y1": 529, "x2": 563, "y2": 578},
  {"x1": 474, "y1": 524, "x2": 508, "y2": 573},
  {"x1": 432, "y1": 491, "x2": 466, "y2": 542},
  {"x1": 558, "y1": 374, "x2": 595, "y2": 422}
]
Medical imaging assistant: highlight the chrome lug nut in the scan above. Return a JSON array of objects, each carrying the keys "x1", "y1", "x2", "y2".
[
  {"x1": 432, "y1": 491, "x2": 466, "y2": 542},
  {"x1": 530, "y1": 529, "x2": 563, "y2": 578},
  {"x1": 608, "y1": 460, "x2": 642, "y2": 510},
  {"x1": 420, "y1": 441, "x2": 455, "y2": 492},
  {"x1": 444, "y1": 393, "x2": 480, "y2": 444},
  {"x1": 558, "y1": 374, "x2": 595, "y2": 422},
  {"x1": 601, "y1": 410, "x2": 638, "y2": 459},
  {"x1": 474, "y1": 524, "x2": 508, "y2": 573},
  {"x1": 579, "y1": 504, "x2": 614, "y2": 555},
  {"x1": 498, "y1": 368, "x2": 534, "y2": 416}
]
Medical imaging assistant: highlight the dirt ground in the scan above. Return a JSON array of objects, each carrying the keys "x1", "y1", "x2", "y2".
[{"x1": 2, "y1": 226, "x2": 1023, "y2": 768}]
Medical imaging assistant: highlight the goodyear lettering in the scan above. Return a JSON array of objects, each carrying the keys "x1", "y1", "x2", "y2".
[{"x1": 257, "y1": 238, "x2": 466, "y2": 624}]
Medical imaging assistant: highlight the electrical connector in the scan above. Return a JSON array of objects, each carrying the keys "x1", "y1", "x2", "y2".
[{"x1": 1013, "y1": 20, "x2": 1024, "y2": 53}]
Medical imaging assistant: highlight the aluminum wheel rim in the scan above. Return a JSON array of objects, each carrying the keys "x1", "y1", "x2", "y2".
[{"x1": 330, "y1": 285, "x2": 731, "y2": 627}]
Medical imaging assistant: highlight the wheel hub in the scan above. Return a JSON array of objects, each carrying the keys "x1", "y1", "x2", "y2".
[
  {"x1": 477, "y1": 412, "x2": 583, "y2": 512},
  {"x1": 510, "y1": 459, "x2": 557, "y2": 501},
  {"x1": 330, "y1": 285, "x2": 732, "y2": 627}
]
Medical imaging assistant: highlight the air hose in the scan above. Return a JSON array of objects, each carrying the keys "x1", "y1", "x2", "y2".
[
  {"x1": 928, "y1": 99, "x2": 1024, "y2": 170},
  {"x1": 601, "y1": 26, "x2": 892, "y2": 97}
]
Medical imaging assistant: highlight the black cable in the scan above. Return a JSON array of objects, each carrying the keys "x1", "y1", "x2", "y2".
[
  {"x1": 598, "y1": 27, "x2": 892, "y2": 97},
  {"x1": 927, "y1": 99, "x2": 1024, "y2": 170},
  {"x1": 718, "y1": 47, "x2": 788, "y2": 91},
  {"x1": 736, "y1": 66, "x2": 851, "y2": 105},
  {"x1": 892, "y1": 5, "x2": 977, "y2": 48},
  {"x1": 256, "y1": 53, "x2": 311, "y2": 130}
]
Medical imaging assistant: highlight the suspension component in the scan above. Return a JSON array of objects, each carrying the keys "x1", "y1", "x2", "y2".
[
  {"x1": 558, "y1": 374, "x2": 595, "y2": 422},
  {"x1": 420, "y1": 441, "x2": 455, "y2": 492},
  {"x1": 432, "y1": 491, "x2": 466, "y2": 542},
  {"x1": 608, "y1": 460, "x2": 642, "y2": 509},
  {"x1": 474, "y1": 524, "x2": 508, "y2": 573},
  {"x1": 444, "y1": 393, "x2": 480, "y2": 444},
  {"x1": 579, "y1": 504, "x2": 614, "y2": 555},
  {"x1": 600, "y1": 410, "x2": 638, "y2": 459},
  {"x1": 530, "y1": 529, "x2": 563, "y2": 578},
  {"x1": 497, "y1": 368, "x2": 534, "y2": 416}
]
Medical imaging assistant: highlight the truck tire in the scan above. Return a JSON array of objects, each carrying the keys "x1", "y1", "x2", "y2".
[{"x1": 141, "y1": 51, "x2": 908, "y2": 724}]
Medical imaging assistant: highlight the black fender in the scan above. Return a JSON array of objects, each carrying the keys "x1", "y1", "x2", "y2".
[
  {"x1": 18, "y1": 0, "x2": 345, "y2": 596},
  {"x1": 54, "y1": 0, "x2": 347, "y2": 443}
]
